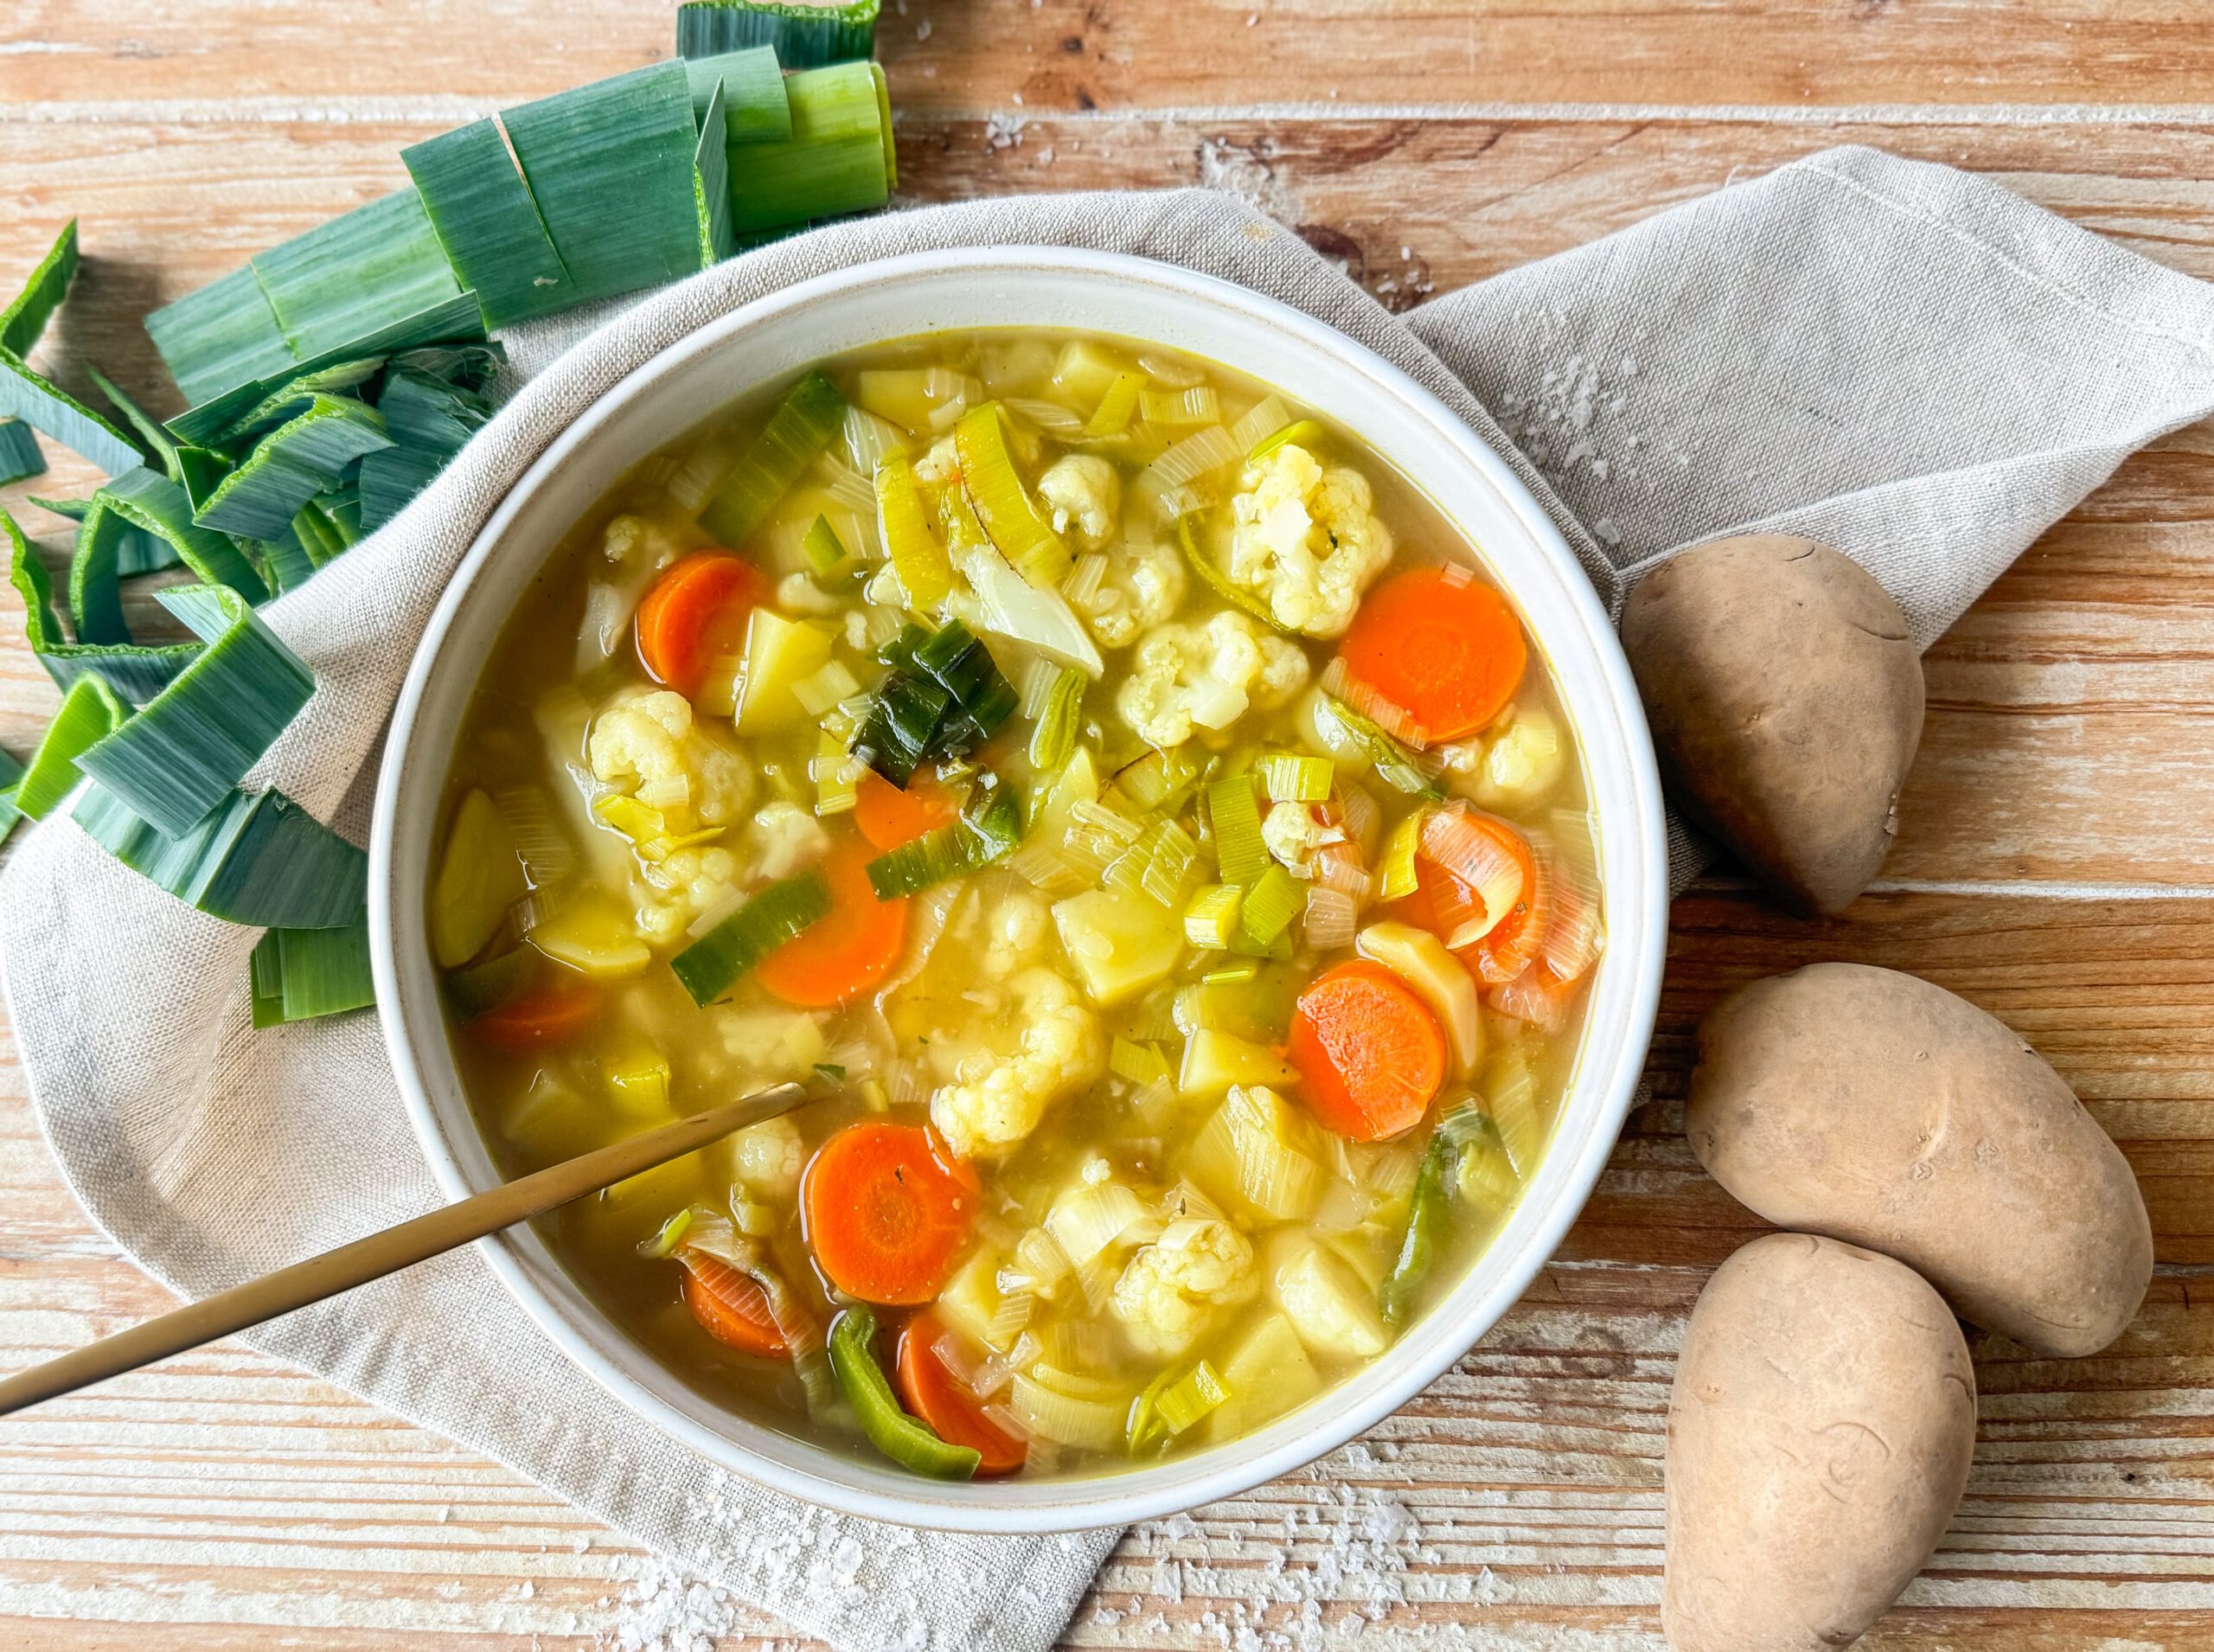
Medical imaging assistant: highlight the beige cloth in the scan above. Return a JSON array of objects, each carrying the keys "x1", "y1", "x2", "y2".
[{"x1": 10, "y1": 150, "x2": 2214, "y2": 1650}]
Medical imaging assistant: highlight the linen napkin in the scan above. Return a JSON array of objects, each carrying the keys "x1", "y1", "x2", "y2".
[{"x1": 9, "y1": 145, "x2": 2214, "y2": 1652}]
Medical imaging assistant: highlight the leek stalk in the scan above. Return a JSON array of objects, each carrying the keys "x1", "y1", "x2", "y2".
[
  {"x1": 726, "y1": 61, "x2": 895, "y2": 237},
  {"x1": 192, "y1": 394, "x2": 393, "y2": 541},
  {"x1": 874, "y1": 451, "x2": 955, "y2": 608},
  {"x1": 828, "y1": 1304, "x2": 980, "y2": 1479},
  {"x1": 670, "y1": 868, "x2": 833, "y2": 1005},
  {"x1": 864, "y1": 782, "x2": 1021, "y2": 898},
  {"x1": 403, "y1": 119, "x2": 573, "y2": 327},
  {"x1": 954, "y1": 403, "x2": 1069, "y2": 588},
  {"x1": 678, "y1": 0, "x2": 882, "y2": 67},
  {"x1": 8, "y1": 509, "x2": 198, "y2": 701},
  {"x1": 71, "y1": 467, "x2": 269, "y2": 643},
  {"x1": 253, "y1": 189, "x2": 468, "y2": 361},
  {"x1": 74, "y1": 783, "x2": 367, "y2": 930},
  {"x1": 9, "y1": 673, "x2": 127, "y2": 822},
  {"x1": 701, "y1": 370, "x2": 848, "y2": 547},
  {"x1": 249, "y1": 917, "x2": 375, "y2": 1026}
]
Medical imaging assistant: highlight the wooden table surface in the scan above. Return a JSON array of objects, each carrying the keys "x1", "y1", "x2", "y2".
[{"x1": 9, "y1": 3, "x2": 2214, "y2": 1646}]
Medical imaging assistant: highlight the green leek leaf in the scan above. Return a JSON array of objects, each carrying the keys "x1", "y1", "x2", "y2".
[
  {"x1": 678, "y1": 0, "x2": 881, "y2": 69},
  {"x1": 10, "y1": 673, "x2": 129, "y2": 822},
  {"x1": 503, "y1": 61, "x2": 705, "y2": 306},
  {"x1": 5, "y1": 508, "x2": 198, "y2": 701},
  {"x1": 670, "y1": 868, "x2": 832, "y2": 1005},
  {"x1": 0, "y1": 224, "x2": 142, "y2": 475},
  {"x1": 0, "y1": 419, "x2": 45, "y2": 486},
  {"x1": 76, "y1": 584, "x2": 315, "y2": 837},
  {"x1": 701, "y1": 369, "x2": 847, "y2": 546},
  {"x1": 0, "y1": 764, "x2": 18, "y2": 849},
  {"x1": 175, "y1": 445, "x2": 235, "y2": 514},
  {"x1": 253, "y1": 520, "x2": 318, "y2": 594},
  {"x1": 71, "y1": 467, "x2": 269, "y2": 643},
  {"x1": 374, "y1": 369, "x2": 489, "y2": 455},
  {"x1": 386, "y1": 341, "x2": 505, "y2": 396},
  {"x1": 74, "y1": 781, "x2": 366, "y2": 929},
  {"x1": 683, "y1": 47, "x2": 792, "y2": 144},
  {"x1": 0, "y1": 220, "x2": 80, "y2": 362},
  {"x1": 145, "y1": 266, "x2": 297, "y2": 409},
  {"x1": 403, "y1": 119, "x2": 574, "y2": 328},
  {"x1": 223, "y1": 358, "x2": 384, "y2": 443},
  {"x1": 192, "y1": 394, "x2": 393, "y2": 541},
  {"x1": 694, "y1": 77, "x2": 737, "y2": 267},
  {"x1": 253, "y1": 189, "x2": 469, "y2": 361},
  {"x1": 726, "y1": 62, "x2": 895, "y2": 240},
  {"x1": 356, "y1": 444, "x2": 449, "y2": 532},
  {"x1": 249, "y1": 916, "x2": 375, "y2": 1026},
  {"x1": 86, "y1": 367, "x2": 180, "y2": 481}
]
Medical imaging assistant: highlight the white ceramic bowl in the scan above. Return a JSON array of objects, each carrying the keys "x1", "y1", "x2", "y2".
[{"x1": 371, "y1": 247, "x2": 1667, "y2": 1534}]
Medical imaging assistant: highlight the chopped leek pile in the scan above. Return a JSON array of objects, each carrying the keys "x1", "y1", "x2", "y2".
[{"x1": 0, "y1": 1, "x2": 894, "y2": 1028}]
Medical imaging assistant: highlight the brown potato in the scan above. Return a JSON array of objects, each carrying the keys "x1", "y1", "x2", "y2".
[
  {"x1": 1621, "y1": 535, "x2": 1923, "y2": 915},
  {"x1": 1665, "y1": 1233, "x2": 1975, "y2": 1652},
  {"x1": 1688, "y1": 963, "x2": 2153, "y2": 1357}
]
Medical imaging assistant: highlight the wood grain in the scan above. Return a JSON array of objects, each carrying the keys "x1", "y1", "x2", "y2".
[{"x1": 7, "y1": 1, "x2": 2214, "y2": 1647}]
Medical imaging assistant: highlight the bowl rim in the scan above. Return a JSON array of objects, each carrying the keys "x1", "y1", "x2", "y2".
[{"x1": 370, "y1": 244, "x2": 1668, "y2": 1533}]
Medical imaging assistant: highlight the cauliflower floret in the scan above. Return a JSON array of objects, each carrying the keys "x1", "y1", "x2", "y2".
[
  {"x1": 728, "y1": 1115, "x2": 804, "y2": 1203},
  {"x1": 1110, "y1": 1217, "x2": 1260, "y2": 1360},
  {"x1": 630, "y1": 843, "x2": 741, "y2": 944},
  {"x1": 1271, "y1": 1242, "x2": 1390, "y2": 1360},
  {"x1": 1036, "y1": 454, "x2": 1122, "y2": 549},
  {"x1": 775, "y1": 572, "x2": 843, "y2": 615},
  {"x1": 1116, "y1": 611, "x2": 1311, "y2": 750},
  {"x1": 984, "y1": 890, "x2": 1054, "y2": 976},
  {"x1": 744, "y1": 800, "x2": 830, "y2": 882},
  {"x1": 1226, "y1": 444, "x2": 1393, "y2": 637},
  {"x1": 912, "y1": 435, "x2": 962, "y2": 489},
  {"x1": 587, "y1": 688, "x2": 752, "y2": 831},
  {"x1": 1470, "y1": 706, "x2": 1567, "y2": 810},
  {"x1": 929, "y1": 967, "x2": 1104, "y2": 1159},
  {"x1": 1261, "y1": 800, "x2": 1335, "y2": 877},
  {"x1": 1075, "y1": 538, "x2": 1186, "y2": 649}
]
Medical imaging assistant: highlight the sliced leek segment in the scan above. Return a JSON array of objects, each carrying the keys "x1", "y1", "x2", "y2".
[
  {"x1": 253, "y1": 189, "x2": 469, "y2": 361},
  {"x1": 402, "y1": 119, "x2": 574, "y2": 328},
  {"x1": 7, "y1": 509, "x2": 198, "y2": 701},
  {"x1": 249, "y1": 916, "x2": 375, "y2": 1027},
  {"x1": 71, "y1": 467, "x2": 269, "y2": 644},
  {"x1": 193, "y1": 394, "x2": 394, "y2": 541},
  {"x1": 357, "y1": 445, "x2": 447, "y2": 533},
  {"x1": 9, "y1": 672, "x2": 128, "y2": 822},
  {"x1": 678, "y1": 0, "x2": 881, "y2": 67},
  {"x1": 74, "y1": 782, "x2": 367, "y2": 930},
  {"x1": 701, "y1": 369, "x2": 848, "y2": 547},
  {"x1": 144, "y1": 266, "x2": 296, "y2": 409},
  {"x1": 75, "y1": 585, "x2": 315, "y2": 837},
  {"x1": 726, "y1": 61, "x2": 895, "y2": 238},
  {"x1": 671, "y1": 868, "x2": 833, "y2": 1005},
  {"x1": 955, "y1": 403, "x2": 1069, "y2": 588},
  {"x1": 684, "y1": 46, "x2": 794, "y2": 143},
  {"x1": 0, "y1": 222, "x2": 144, "y2": 476},
  {"x1": 86, "y1": 366, "x2": 181, "y2": 482},
  {"x1": 0, "y1": 419, "x2": 43, "y2": 487},
  {"x1": 694, "y1": 77, "x2": 738, "y2": 267}
]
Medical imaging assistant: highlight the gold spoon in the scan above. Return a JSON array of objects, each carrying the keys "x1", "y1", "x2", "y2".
[{"x1": 0, "y1": 1081, "x2": 806, "y2": 1418}]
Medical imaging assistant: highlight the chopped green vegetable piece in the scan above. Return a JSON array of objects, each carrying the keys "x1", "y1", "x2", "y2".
[
  {"x1": 1177, "y1": 517, "x2": 1291, "y2": 635},
  {"x1": 1321, "y1": 694, "x2": 1444, "y2": 800},
  {"x1": 193, "y1": 395, "x2": 393, "y2": 541},
  {"x1": 357, "y1": 444, "x2": 449, "y2": 532},
  {"x1": 75, "y1": 585, "x2": 315, "y2": 837},
  {"x1": 682, "y1": 46, "x2": 793, "y2": 143},
  {"x1": 1109, "y1": 1035, "x2": 1174, "y2": 1089},
  {"x1": 852, "y1": 669, "x2": 949, "y2": 788},
  {"x1": 1378, "y1": 807, "x2": 1428, "y2": 900},
  {"x1": 444, "y1": 944, "x2": 534, "y2": 1017},
  {"x1": 1238, "y1": 864, "x2": 1302, "y2": 947},
  {"x1": 375, "y1": 368, "x2": 490, "y2": 455},
  {"x1": 505, "y1": 61, "x2": 704, "y2": 307},
  {"x1": 726, "y1": 61, "x2": 895, "y2": 238},
  {"x1": 874, "y1": 451, "x2": 954, "y2": 609},
  {"x1": 865, "y1": 783, "x2": 1022, "y2": 899},
  {"x1": 801, "y1": 513, "x2": 849, "y2": 576},
  {"x1": 1257, "y1": 752, "x2": 1334, "y2": 804},
  {"x1": 10, "y1": 672, "x2": 128, "y2": 821},
  {"x1": 0, "y1": 222, "x2": 144, "y2": 476},
  {"x1": 910, "y1": 619, "x2": 1018, "y2": 752},
  {"x1": 253, "y1": 189, "x2": 469, "y2": 361},
  {"x1": 86, "y1": 366, "x2": 180, "y2": 481},
  {"x1": 637, "y1": 1207, "x2": 698, "y2": 1260},
  {"x1": 678, "y1": 0, "x2": 881, "y2": 67},
  {"x1": 670, "y1": 868, "x2": 833, "y2": 1005},
  {"x1": 0, "y1": 419, "x2": 42, "y2": 486},
  {"x1": 248, "y1": 916, "x2": 375, "y2": 1026},
  {"x1": 74, "y1": 781, "x2": 366, "y2": 929},
  {"x1": 954, "y1": 403, "x2": 1069, "y2": 588},
  {"x1": 1153, "y1": 1359, "x2": 1229, "y2": 1434},
  {"x1": 1184, "y1": 883, "x2": 1244, "y2": 950},
  {"x1": 402, "y1": 119, "x2": 574, "y2": 328},
  {"x1": 0, "y1": 221, "x2": 78, "y2": 362},
  {"x1": 0, "y1": 770, "x2": 18, "y2": 849},
  {"x1": 1381, "y1": 1128, "x2": 1456, "y2": 1326},
  {"x1": 6, "y1": 509, "x2": 198, "y2": 701},
  {"x1": 221, "y1": 358, "x2": 383, "y2": 442},
  {"x1": 1251, "y1": 417, "x2": 1326, "y2": 461},
  {"x1": 1027, "y1": 665, "x2": 1085, "y2": 772},
  {"x1": 145, "y1": 266, "x2": 296, "y2": 409},
  {"x1": 1205, "y1": 772, "x2": 1269, "y2": 886},
  {"x1": 813, "y1": 1061, "x2": 848, "y2": 1086},
  {"x1": 701, "y1": 369, "x2": 848, "y2": 547},
  {"x1": 71, "y1": 467, "x2": 269, "y2": 644},
  {"x1": 693, "y1": 77, "x2": 737, "y2": 268},
  {"x1": 827, "y1": 1303, "x2": 980, "y2": 1480}
]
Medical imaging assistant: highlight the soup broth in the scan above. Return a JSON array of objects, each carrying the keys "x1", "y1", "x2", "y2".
[{"x1": 433, "y1": 328, "x2": 1600, "y2": 1481}]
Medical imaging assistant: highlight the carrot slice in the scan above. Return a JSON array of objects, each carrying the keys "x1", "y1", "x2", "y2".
[
  {"x1": 635, "y1": 550, "x2": 767, "y2": 697},
  {"x1": 1339, "y1": 566, "x2": 1527, "y2": 741},
  {"x1": 755, "y1": 837, "x2": 909, "y2": 1008},
  {"x1": 470, "y1": 980, "x2": 600, "y2": 1051},
  {"x1": 854, "y1": 771, "x2": 958, "y2": 851},
  {"x1": 894, "y1": 1309, "x2": 1027, "y2": 1476},
  {"x1": 803, "y1": 1123, "x2": 975, "y2": 1304},
  {"x1": 681, "y1": 1252, "x2": 792, "y2": 1361},
  {"x1": 1287, "y1": 959, "x2": 1446, "y2": 1141}
]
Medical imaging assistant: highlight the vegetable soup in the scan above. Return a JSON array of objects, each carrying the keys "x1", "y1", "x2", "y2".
[{"x1": 432, "y1": 330, "x2": 1603, "y2": 1482}]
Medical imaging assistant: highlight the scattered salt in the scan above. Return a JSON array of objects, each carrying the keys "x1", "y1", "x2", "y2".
[{"x1": 916, "y1": 18, "x2": 932, "y2": 39}]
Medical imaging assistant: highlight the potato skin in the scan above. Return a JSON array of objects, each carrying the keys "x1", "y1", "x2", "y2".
[
  {"x1": 1665, "y1": 1233, "x2": 1975, "y2": 1652},
  {"x1": 1688, "y1": 963, "x2": 2153, "y2": 1357},
  {"x1": 1622, "y1": 535, "x2": 1923, "y2": 915}
]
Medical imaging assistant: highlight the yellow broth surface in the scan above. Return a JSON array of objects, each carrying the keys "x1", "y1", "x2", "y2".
[{"x1": 432, "y1": 329, "x2": 1600, "y2": 1480}]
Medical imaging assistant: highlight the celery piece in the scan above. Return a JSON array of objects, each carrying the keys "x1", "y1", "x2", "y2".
[
  {"x1": 248, "y1": 916, "x2": 375, "y2": 1027},
  {"x1": 829, "y1": 1304, "x2": 980, "y2": 1480},
  {"x1": 9, "y1": 673, "x2": 127, "y2": 822},
  {"x1": 678, "y1": 0, "x2": 882, "y2": 68},
  {"x1": 1183, "y1": 884, "x2": 1244, "y2": 950},
  {"x1": 670, "y1": 868, "x2": 832, "y2": 1005},
  {"x1": 253, "y1": 189, "x2": 469, "y2": 361},
  {"x1": 74, "y1": 781, "x2": 366, "y2": 930},
  {"x1": 6, "y1": 509, "x2": 198, "y2": 702},
  {"x1": 1205, "y1": 772, "x2": 1269, "y2": 886},
  {"x1": 701, "y1": 370, "x2": 848, "y2": 547},
  {"x1": 403, "y1": 119, "x2": 573, "y2": 328}
]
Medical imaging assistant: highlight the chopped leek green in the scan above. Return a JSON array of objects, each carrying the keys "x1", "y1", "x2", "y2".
[
  {"x1": 955, "y1": 404, "x2": 1069, "y2": 588},
  {"x1": 402, "y1": 119, "x2": 574, "y2": 328},
  {"x1": 9, "y1": 673, "x2": 127, "y2": 821},
  {"x1": 1153, "y1": 1359, "x2": 1229, "y2": 1434},
  {"x1": 357, "y1": 445, "x2": 447, "y2": 532},
  {"x1": 1321, "y1": 694, "x2": 1445, "y2": 800},
  {"x1": 0, "y1": 222, "x2": 144, "y2": 477},
  {"x1": 222, "y1": 357, "x2": 383, "y2": 441},
  {"x1": 1251, "y1": 417, "x2": 1326, "y2": 461},
  {"x1": 802, "y1": 512, "x2": 850, "y2": 575},
  {"x1": 726, "y1": 61, "x2": 895, "y2": 238},
  {"x1": 445, "y1": 944, "x2": 535, "y2": 1017},
  {"x1": 7, "y1": 509, "x2": 198, "y2": 701},
  {"x1": 679, "y1": 0, "x2": 881, "y2": 67},
  {"x1": 0, "y1": 765, "x2": 18, "y2": 848},
  {"x1": 828, "y1": 1303, "x2": 980, "y2": 1480},
  {"x1": 864, "y1": 782, "x2": 1021, "y2": 899},
  {"x1": 1085, "y1": 369, "x2": 1146, "y2": 439},
  {"x1": 74, "y1": 782, "x2": 366, "y2": 929},
  {"x1": 874, "y1": 451, "x2": 954, "y2": 608},
  {"x1": 701, "y1": 370, "x2": 848, "y2": 547},
  {"x1": 1381, "y1": 1128, "x2": 1456, "y2": 1326},
  {"x1": 1184, "y1": 883, "x2": 1244, "y2": 950},
  {"x1": 683, "y1": 46, "x2": 794, "y2": 143},
  {"x1": 0, "y1": 419, "x2": 43, "y2": 486},
  {"x1": 377, "y1": 368, "x2": 491, "y2": 456},
  {"x1": 1177, "y1": 518, "x2": 1289, "y2": 634},
  {"x1": 1257, "y1": 752, "x2": 1334, "y2": 804},
  {"x1": 1205, "y1": 773, "x2": 1269, "y2": 886},
  {"x1": 193, "y1": 394, "x2": 393, "y2": 541},
  {"x1": 76, "y1": 586, "x2": 314, "y2": 837},
  {"x1": 253, "y1": 189, "x2": 469, "y2": 361},
  {"x1": 1378, "y1": 806, "x2": 1428, "y2": 900},
  {"x1": 670, "y1": 868, "x2": 832, "y2": 1005},
  {"x1": 248, "y1": 916, "x2": 375, "y2": 1027},
  {"x1": 910, "y1": 619, "x2": 1018, "y2": 752},
  {"x1": 1027, "y1": 665, "x2": 1085, "y2": 772},
  {"x1": 144, "y1": 266, "x2": 298, "y2": 412},
  {"x1": 1238, "y1": 864, "x2": 1302, "y2": 948},
  {"x1": 852, "y1": 669, "x2": 949, "y2": 787},
  {"x1": 505, "y1": 61, "x2": 705, "y2": 306},
  {"x1": 71, "y1": 468, "x2": 269, "y2": 644},
  {"x1": 694, "y1": 77, "x2": 738, "y2": 268},
  {"x1": 87, "y1": 367, "x2": 181, "y2": 482}
]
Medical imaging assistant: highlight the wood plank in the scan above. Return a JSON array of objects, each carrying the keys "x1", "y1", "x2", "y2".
[{"x1": 13, "y1": 0, "x2": 2214, "y2": 117}]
